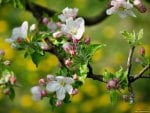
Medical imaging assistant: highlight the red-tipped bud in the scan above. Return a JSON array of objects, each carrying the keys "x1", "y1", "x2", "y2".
[
  {"x1": 72, "y1": 38, "x2": 79, "y2": 44},
  {"x1": 3, "y1": 60, "x2": 11, "y2": 66},
  {"x1": 39, "y1": 78, "x2": 46, "y2": 85},
  {"x1": 55, "y1": 100, "x2": 62, "y2": 107},
  {"x1": 42, "y1": 17, "x2": 49, "y2": 24},
  {"x1": 47, "y1": 74, "x2": 55, "y2": 82},
  {"x1": 3, "y1": 88, "x2": 10, "y2": 95},
  {"x1": 56, "y1": 22, "x2": 62, "y2": 28},
  {"x1": 41, "y1": 90, "x2": 47, "y2": 97},
  {"x1": 0, "y1": 49, "x2": 5, "y2": 56},
  {"x1": 107, "y1": 78, "x2": 120, "y2": 90},
  {"x1": 53, "y1": 31, "x2": 62, "y2": 38},
  {"x1": 69, "y1": 46, "x2": 76, "y2": 56},
  {"x1": 84, "y1": 36, "x2": 91, "y2": 44},
  {"x1": 16, "y1": 37, "x2": 23, "y2": 43},
  {"x1": 72, "y1": 74, "x2": 78, "y2": 80},
  {"x1": 9, "y1": 76, "x2": 16, "y2": 85},
  {"x1": 65, "y1": 59, "x2": 72, "y2": 67},
  {"x1": 113, "y1": 78, "x2": 119, "y2": 83},
  {"x1": 140, "y1": 47, "x2": 145, "y2": 56},
  {"x1": 134, "y1": 0, "x2": 147, "y2": 13},
  {"x1": 72, "y1": 88, "x2": 78, "y2": 95}
]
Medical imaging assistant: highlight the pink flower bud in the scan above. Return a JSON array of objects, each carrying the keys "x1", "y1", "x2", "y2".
[
  {"x1": 16, "y1": 37, "x2": 23, "y2": 43},
  {"x1": 41, "y1": 90, "x2": 47, "y2": 97},
  {"x1": 9, "y1": 76, "x2": 16, "y2": 85},
  {"x1": 140, "y1": 47, "x2": 145, "y2": 56},
  {"x1": 40, "y1": 44, "x2": 49, "y2": 51},
  {"x1": 72, "y1": 88, "x2": 78, "y2": 95},
  {"x1": 84, "y1": 36, "x2": 91, "y2": 44},
  {"x1": 56, "y1": 22, "x2": 62, "y2": 28},
  {"x1": 42, "y1": 17, "x2": 49, "y2": 24},
  {"x1": 65, "y1": 59, "x2": 72, "y2": 67},
  {"x1": 53, "y1": 31, "x2": 62, "y2": 38},
  {"x1": 113, "y1": 78, "x2": 119, "y2": 83},
  {"x1": 69, "y1": 46, "x2": 76, "y2": 56},
  {"x1": 55, "y1": 100, "x2": 62, "y2": 107},
  {"x1": 107, "y1": 79, "x2": 116, "y2": 90},
  {"x1": 72, "y1": 74, "x2": 78, "y2": 80},
  {"x1": 62, "y1": 42, "x2": 71, "y2": 53},
  {"x1": 72, "y1": 38, "x2": 79, "y2": 43},
  {"x1": 39, "y1": 78, "x2": 46, "y2": 85},
  {"x1": 0, "y1": 49, "x2": 5, "y2": 56},
  {"x1": 134, "y1": 0, "x2": 147, "y2": 13},
  {"x1": 3, "y1": 60, "x2": 11, "y2": 66},
  {"x1": 47, "y1": 74, "x2": 55, "y2": 82},
  {"x1": 3, "y1": 88, "x2": 10, "y2": 95}
]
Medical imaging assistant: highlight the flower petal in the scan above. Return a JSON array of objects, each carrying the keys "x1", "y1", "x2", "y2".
[
  {"x1": 46, "y1": 81, "x2": 60, "y2": 92},
  {"x1": 56, "y1": 86, "x2": 66, "y2": 100},
  {"x1": 65, "y1": 84, "x2": 73, "y2": 94}
]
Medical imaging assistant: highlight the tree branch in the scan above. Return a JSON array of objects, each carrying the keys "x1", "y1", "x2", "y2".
[
  {"x1": 25, "y1": 1, "x2": 109, "y2": 25},
  {"x1": 87, "y1": 64, "x2": 106, "y2": 83},
  {"x1": 129, "y1": 64, "x2": 150, "y2": 83},
  {"x1": 127, "y1": 46, "x2": 135, "y2": 81}
]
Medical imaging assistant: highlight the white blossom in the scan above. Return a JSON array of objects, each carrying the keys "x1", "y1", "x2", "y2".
[
  {"x1": 47, "y1": 22, "x2": 57, "y2": 32},
  {"x1": 31, "y1": 86, "x2": 42, "y2": 101},
  {"x1": 6, "y1": 21, "x2": 28, "y2": 44},
  {"x1": 106, "y1": 0, "x2": 136, "y2": 18},
  {"x1": 61, "y1": 17, "x2": 85, "y2": 40},
  {"x1": 58, "y1": 7, "x2": 78, "y2": 22},
  {"x1": 29, "y1": 24, "x2": 36, "y2": 31},
  {"x1": 46, "y1": 76, "x2": 74, "y2": 100}
]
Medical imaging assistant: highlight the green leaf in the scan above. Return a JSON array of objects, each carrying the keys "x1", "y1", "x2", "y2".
[
  {"x1": 31, "y1": 52, "x2": 43, "y2": 67},
  {"x1": 13, "y1": 0, "x2": 25, "y2": 9},
  {"x1": 103, "y1": 70, "x2": 114, "y2": 82},
  {"x1": 9, "y1": 87, "x2": 15, "y2": 100},
  {"x1": 63, "y1": 93, "x2": 71, "y2": 103},
  {"x1": 137, "y1": 29, "x2": 143, "y2": 40},
  {"x1": 49, "y1": 97, "x2": 56, "y2": 110},
  {"x1": 109, "y1": 89, "x2": 118, "y2": 105},
  {"x1": 78, "y1": 64, "x2": 88, "y2": 82}
]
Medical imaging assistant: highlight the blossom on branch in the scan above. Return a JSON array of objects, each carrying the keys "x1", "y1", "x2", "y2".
[
  {"x1": 61, "y1": 17, "x2": 85, "y2": 40},
  {"x1": 58, "y1": 7, "x2": 78, "y2": 22},
  {"x1": 106, "y1": 0, "x2": 136, "y2": 18},
  {"x1": 46, "y1": 76, "x2": 74, "y2": 100}
]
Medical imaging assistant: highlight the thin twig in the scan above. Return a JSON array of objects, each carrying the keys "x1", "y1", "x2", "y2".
[
  {"x1": 129, "y1": 64, "x2": 150, "y2": 83},
  {"x1": 127, "y1": 46, "x2": 135, "y2": 80}
]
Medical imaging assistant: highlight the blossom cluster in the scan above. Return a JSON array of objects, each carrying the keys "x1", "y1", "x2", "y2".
[
  {"x1": 31, "y1": 74, "x2": 78, "y2": 107},
  {"x1": 106, "y1": 0, "x2": 147, "y2": 18},
  {"x1": 0, "y1": 49, "x2": 17, "y2": 98}
]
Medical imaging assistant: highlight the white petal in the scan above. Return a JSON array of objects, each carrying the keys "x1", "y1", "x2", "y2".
[
  {"x1": 21, "y1": 21, "x2": 28, "y2": 38},
  {"x1": 56, "y1": 86, "x2": 66, "y2": 100},
  {"x1": 30, "y1": 24, "x2": 36, "y2": 31},
  {"x1": 65, "y1": 84, "x2": 73, "y2": 94},
  {"x1": 31, "y1": 86, "x2": 41, "y2": 94},
  {"x1": 32, "y1": 94, "x2": 41, "y2": 101},
  {"x1": 46, "y1": 81, "x2": 60, "y2": 92},
  {"x1": 126, "y1": 10, "x2": 136, "y2": 17},
  {"x1": 65, "y1": 77, "x2": 74, "y2": 84}
]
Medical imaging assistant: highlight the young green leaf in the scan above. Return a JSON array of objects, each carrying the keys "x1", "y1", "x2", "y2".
[{"x1": 109, "y1": 89, "x2": 118, "y2": 105}]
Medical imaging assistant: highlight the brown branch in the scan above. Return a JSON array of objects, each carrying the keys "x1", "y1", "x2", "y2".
[
  {"x1": 25, "y1": 1, "x2": 109, "y2": 25},
  {"x1": 87, "y1": 64, "x2": 106, "y2": 83},
  {"x1": 127, "y1": 46, "x2": 135, "y2": 81},
  {"x1": 129, "y1": 64, "x2": 150, "y2": 83},
  {"x1": 44, "y1": 38, "x2": 66, "y2": 67}
]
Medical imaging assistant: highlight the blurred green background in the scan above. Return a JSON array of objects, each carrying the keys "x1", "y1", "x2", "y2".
[{"x1": 0, "y1": 0, "x2": 150, "y2": 113}]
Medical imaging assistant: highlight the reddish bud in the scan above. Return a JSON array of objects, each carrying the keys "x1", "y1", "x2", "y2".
[
  {"x1": 72, "y1": 88, "x2": 78, "y2": 95},
  {"x1": 140, "y1": 47, "x2": 145, "y2": 56},
  {"x1": 42, "y1": 17, "x2": 49, "y2": 24},
  {"x1": 72, "y1": 38, "x2": 79, "y2": 43},
  {"x1": 39, "y1": 78, "x2": 46, "y2": 85},
  {"x1": 3, "y1": 88, "x2": 10, "y2": 95},
  {"x1": 134, "y1": 0, "x2": 147, "y2": 13},
  {"x1": 41, "y1": 90, "x2": 47, "y2": 97},
  {"x1": 65, "y1": 59, "x2": 72, "y2": 67},
  {"x1": 107, "y1": 78, "x2": 120, "y2": 90},
  {"x1": 16, "y1": 37, "x2": 23, "y2": 43},
  {"x1": 0, "y1": 49, "x2": 5, "y2": 56},
  {"x1": 56, "y1": 22, "x2": 62, "y2": 28},
  {"x1": 47, "y1": 74, "x2": 55, "y2": 82},
  {"x1": 53, "y1": 31, "x2": 62, "y2": 38},
  {"x1": 69, "y1": 46, "x2": 76, "y2": 56},
  {"x1": 84, "y1": 36, "x2": 91, "y2": 44},
  {"x1": 72, "y1": 74, "x2": 78, "y2": 80},
  {"x1": 9, "y1": 76, "x2": 16, "y2": 85},
  {"x1": 55, "y1": 100, "x2": 62, "y2": 107}
]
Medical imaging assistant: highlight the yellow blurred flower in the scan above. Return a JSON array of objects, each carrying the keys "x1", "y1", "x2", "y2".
[
  {"x1": 143, "y1": 44, "x2": 150, "y2": 57},
  {"x1": 96, "y1": 94, "x2": 110, "y2": 107},
  {"x1": 103, "y1": 26, "x2": 116, "y2": 39},
  {"x1": 0, "y1": 20, "x2": 8, "y2": 33},
  {"x1": 20, "y1": 95, "x2": 33, "y2": 108},
  {"x1": 92, "y1": 49, "x2": 103, "y2": 61},
  {"x1": 118, "y1": 102, "x2": 130, "y2": 112},
  {"x1": 10, "y1": 109, "x2": 21, "y2": 113},
  {"x1": 65, "y1": 105, "x2": 78, "y2": 113},
  {"x1": 81, "y1": 101, "x2": 94, "y2": 113},
  {"x1": 112, "y1": 52, "x2": 125, "y2": 65},
  {"x1": 72, "y1": 92, "x2": 83, "y2": 103}
]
